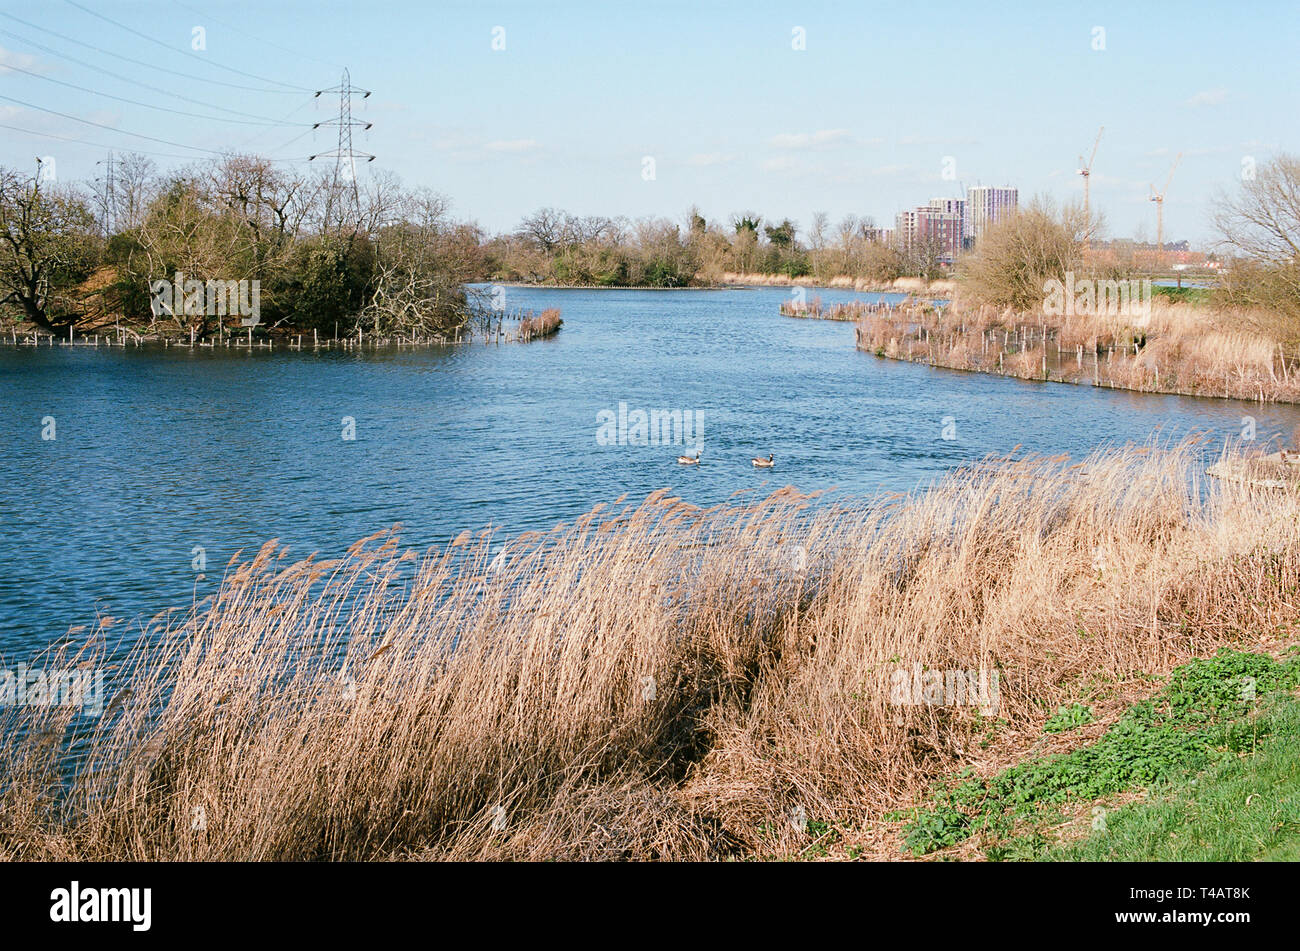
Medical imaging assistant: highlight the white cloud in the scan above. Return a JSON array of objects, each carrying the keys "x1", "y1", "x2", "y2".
[
  {"x1": 0, "y1": 46, "x2": 41, "y2": 71},
  {"x1": 1185, "y1": 88, "x2": 1227, "y2": 107},
  {"x1": 768, "y1": 128, "x2": 853, "y2": 150}
]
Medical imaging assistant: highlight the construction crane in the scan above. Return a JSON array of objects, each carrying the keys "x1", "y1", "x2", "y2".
[
  {"x1": 1077, "y1": 126, "x2": 1103, "y2": 250},
  {"x1": 1149, "y1": 152, "x2": 1183, "y2": 268}
]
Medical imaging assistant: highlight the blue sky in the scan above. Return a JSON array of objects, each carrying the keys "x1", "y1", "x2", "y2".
[{"x1": 1, "y1": 0, "x2": 1296, "y2": 245}]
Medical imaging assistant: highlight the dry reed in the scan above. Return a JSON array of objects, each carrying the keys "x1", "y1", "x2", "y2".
[
  {"x1": 857, "y1": 298, "x2": 1300, "y2": 403},
  {"x1": 517, "y1": 308, "x2": 563, "y2": 342},
  {"x1": 3, "y1": 441, "x2": 1299, "y2": 861}
]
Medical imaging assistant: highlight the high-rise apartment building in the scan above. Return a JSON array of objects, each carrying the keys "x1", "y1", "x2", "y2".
[
  {"x1": 928, "y1": 198, "x2": 967, "y2": 249},
  {"x1": 966, "y1": 186, "x2": 1018, "y2": 240},
  {"x1": 897, "y1": 206, "x2": 963, "y2": 262}
]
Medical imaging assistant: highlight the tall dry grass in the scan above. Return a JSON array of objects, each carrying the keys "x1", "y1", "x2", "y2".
[
  {"x1": 723, "y1": 271, "x2": 956, "y2": 297},
  {"x1": 4, "y1": 442, "x2": 1300, "y2": 861},
  {"x1": 517, "y1": 308, "x2": 562, "y2": 341},
  {"x1": 858, "y1": 297, "x2": 1300, "y2": 402}
]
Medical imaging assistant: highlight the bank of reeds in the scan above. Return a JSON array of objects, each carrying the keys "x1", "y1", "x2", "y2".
[
  {"x1": 779, "y1": 296, "x2": 911, "y2": 321},
  {"x1": 517, "y1": 308, "x2": 563, "y2": 342},
  {"x1": 725, "y1": 272, "x2": 955, "y2": 297},
  {"x1": 3, "y1": 441, "x2": 1299, "y2": 861},
  {"x1": 854, "y1": 298, "x2": 1300, "y2": 404}
]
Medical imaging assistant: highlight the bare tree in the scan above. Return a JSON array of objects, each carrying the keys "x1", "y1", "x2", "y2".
[
  {"x1": 1214, "y1": 155, "x2": 1300, "y2": 343},
  {"x1": 361, "y1": 188, "x2": 483, "y2": 337},
  {"x1": 1215, "y1": 155, "x2": 1300, "y2": 262},
  {"x1": 0, "y1": 168, "x2": 99, "y2": 331},
  {"x1": 517, "y1": 207, "x2": 566, "y2": 252}
]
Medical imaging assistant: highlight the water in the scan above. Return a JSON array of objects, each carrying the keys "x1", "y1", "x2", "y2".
[{"x1": 3, "y1": 284, "x2": 1298, "y2": 655}]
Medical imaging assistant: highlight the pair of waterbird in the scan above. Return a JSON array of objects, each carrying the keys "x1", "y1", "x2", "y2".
[{"x1": 676, "y1": 452, "x2": 774, "y2": 468}]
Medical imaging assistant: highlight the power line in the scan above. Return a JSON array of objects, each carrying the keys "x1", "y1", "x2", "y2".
[
  {"x1": 0, "y1": 24, "x2": 312, "y2": 120},
  {"x1": 0, "y1": 120, "x2": 315, "y2": 163},
  {"x1": 229, "y1": 99, "x2": 319, "y2": 152},
  {"x1": 0, "y1": 121, "x2": 212, "y2": 159},
  {"x1": 0, "y1": 92, "x2": 244, "y2": 155},
  {"x1": 62, "y1": 0, "x2": 313, "y2": 93},
  {"x1": 167, "y1": 0, "x2": 344, "y2": 71},
  {"x1": 0, "y1": 61, "x2": 311, "y2": 127}
]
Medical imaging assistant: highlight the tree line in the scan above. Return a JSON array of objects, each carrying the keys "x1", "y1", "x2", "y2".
[{"x1": 2, "y1": 152, "x2": 1297, "y2": 336}]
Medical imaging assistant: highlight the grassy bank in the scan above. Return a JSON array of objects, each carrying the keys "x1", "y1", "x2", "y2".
[
  {"x1": 852, "y1": 298, "x2": 1300, "y2": 404},
  {"x1": 3, "y1": 441, "x2": 1299, "y2": 861},
  {"x1": 1049, "y1": 694, "x2": 1300, "y2": 861},
  {"x1": 899, "y1": 648, "x2": 1300, "y2": 860}
]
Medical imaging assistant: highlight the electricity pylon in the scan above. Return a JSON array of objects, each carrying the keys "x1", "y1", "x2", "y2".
[{"x1": 310, "y1": 69, "x2": 374, "y2": 215}]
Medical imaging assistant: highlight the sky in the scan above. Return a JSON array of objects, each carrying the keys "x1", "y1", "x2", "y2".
[{"x1": 0, "y1": 0, "x2": 1296, "y2": 246}]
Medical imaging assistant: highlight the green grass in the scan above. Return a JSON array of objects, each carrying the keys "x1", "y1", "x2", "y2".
[
  {"x1": 1046, "y1": 700, "x2": 1300, "y2": 861},
  {"x1": 1152, "y1": 284, "x2": 1213, "y2": 305},
  {"x1": 898, "y1": 649, "x2": 1300, "y2": 859}
]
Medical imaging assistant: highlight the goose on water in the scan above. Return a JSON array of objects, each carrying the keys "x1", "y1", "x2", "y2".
[
  {"x1": 752, "y1": 453, "x2": 774, "y2": 468},
  {"x1": 677, "y1": 451, "x2": 701, "y2": 465}
]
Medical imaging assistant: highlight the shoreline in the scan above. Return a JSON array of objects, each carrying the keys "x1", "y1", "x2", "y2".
[
  {"x1": 786, "y1": 297, "x2": 1300, "y2": 407},
  {"x1": 856, "y1": 339, "x2": 1298, "y2": 405},
  {"x1": 851, "y1": 326, "x2": 1300, "y2": 406},
  {"x1": 488, "y1": 273, "x2": 954, "y2": 299}
]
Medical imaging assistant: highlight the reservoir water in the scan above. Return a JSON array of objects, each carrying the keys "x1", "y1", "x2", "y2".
[{"x1": 3, "y1": 284, "x2": 1298, "y2": 654}]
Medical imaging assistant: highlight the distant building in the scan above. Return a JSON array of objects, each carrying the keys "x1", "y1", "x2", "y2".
[
  {"x1": 895, "y1": 210, "x2": 919, "y2": 247},
  {"x1": 918, "y1": 207, "x2": 962, "y2": 262},
  {"x1": 966, "y1": 186, "x2": 1018, "y2": 240},
  {"x1": 897, "y1": 206, "x2": 963, "y2": 262},
  {"x1": 928, "y1": 198, "x2": 967, "y2": 248}
]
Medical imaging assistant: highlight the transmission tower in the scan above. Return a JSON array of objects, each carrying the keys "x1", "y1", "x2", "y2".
[
  {"x1": 310, "y1": 69, "x2": 374, "y2": 214},
  {"x1": 95, "y1": 152, "x2": 117, "y2": 237}
]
